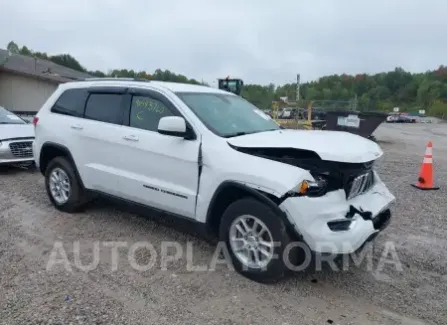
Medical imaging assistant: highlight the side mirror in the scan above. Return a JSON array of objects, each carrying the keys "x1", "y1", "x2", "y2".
[{"x1": 158, "y1": 116, "x2": 187, "y2": 138}]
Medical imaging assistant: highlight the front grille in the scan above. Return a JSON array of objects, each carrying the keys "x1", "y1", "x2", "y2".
[
  {"x1": 9, "y1": 141, "x2": 34, "y2": 158},
  {"x1": 346, "y1": 170, "x2": 375, "y2": 199}
]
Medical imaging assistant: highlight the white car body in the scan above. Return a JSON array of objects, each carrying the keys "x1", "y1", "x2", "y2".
[{"x1": 33, "y1": 79, "x2": 395, "y2": 260}]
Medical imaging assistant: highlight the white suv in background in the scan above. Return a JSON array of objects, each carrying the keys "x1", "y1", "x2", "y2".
[{"x1": 32, "y1": 78, "x2": 395, "y2": 282}]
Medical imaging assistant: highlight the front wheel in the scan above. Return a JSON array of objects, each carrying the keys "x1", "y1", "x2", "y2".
[{"x1": 219, "y1": 198, "x2": 299, "y2": 283}]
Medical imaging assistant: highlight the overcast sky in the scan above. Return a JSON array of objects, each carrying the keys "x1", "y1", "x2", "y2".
[{"x1": 0, "y1": 0, "x2": 445, "y2": 85}]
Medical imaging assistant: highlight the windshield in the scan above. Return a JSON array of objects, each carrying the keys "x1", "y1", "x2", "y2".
[
  {"x1": 0, "y1": 107, "x2": 26, "y2": 124},
  {"x1": 176, "y1": 92, "x2": 280, "y2": 137}
]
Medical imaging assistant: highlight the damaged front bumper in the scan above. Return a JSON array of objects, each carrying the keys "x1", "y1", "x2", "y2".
[{"x1": 279, "y1": 172, "x2": 395, "y2": 254}]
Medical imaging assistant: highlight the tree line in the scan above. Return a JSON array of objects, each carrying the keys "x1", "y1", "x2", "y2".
[{"x1": 5, "y1": 41, "x2": 447, "y2": 117}]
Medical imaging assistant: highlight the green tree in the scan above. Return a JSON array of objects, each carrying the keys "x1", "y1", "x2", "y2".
[
  {"x1": 19, "y1": 46, "x2": 32, "y2": 56},
  {"x1": 417, "y1": 79, "x2": 441, "y2": 110},
  {"x1": 305, "y1": 87, "x2": 320, "y2": 100},
  {"x1": 429, "y1": 100, "x2": 447, "y2": 118},
  {"x1": 6, "y1": 41, "x2": 19, "y2": 54},
  {"x1": 6, "y1": 40, "x2": 447, "y2": 114},
  {"x1": 50, "y1": 54, "x2": 86, "y2": 72},
  {"x1": 322, "y1": 88, "x2": 332, "y2": 100}
]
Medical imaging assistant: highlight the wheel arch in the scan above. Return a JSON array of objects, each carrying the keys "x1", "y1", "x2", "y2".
[
  {"x1": 205, "y1": 181, "x2": 297, "y2": 238},
  {"x1": 39, "y1": 142, "x2": 85, "y2": 188}
]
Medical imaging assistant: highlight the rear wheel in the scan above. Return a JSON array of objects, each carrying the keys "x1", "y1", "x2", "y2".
[
  {"x1": 219, "y1": 198, "x2": 297, "y2": 283},
  {"x1": 45, "y1": 157, "x2": 87, "y2": 212}
]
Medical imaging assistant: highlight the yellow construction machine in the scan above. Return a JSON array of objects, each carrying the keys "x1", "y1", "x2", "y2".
[{"x1": 272, "y1": 101, "x2": 320, "y2": 130}]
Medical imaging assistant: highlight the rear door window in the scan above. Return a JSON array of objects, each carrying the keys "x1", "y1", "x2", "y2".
[
  {"x1": 51, "y1": 88, "x2": 88, "y2": 117},
  {"x1": 84, "y1": 93, "x2": 125, "y2": 125}
]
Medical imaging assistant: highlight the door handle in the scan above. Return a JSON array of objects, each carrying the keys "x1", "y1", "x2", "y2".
[
  {"x1": 70, "y1": 124, "x2": 83, "y2": 130},
  {"x1": 123, "y1": 135, "x2": 139, "y2": 141}
]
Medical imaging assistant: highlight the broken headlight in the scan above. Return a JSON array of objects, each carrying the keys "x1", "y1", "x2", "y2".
[{"x1": 294, "y1": 174, "x2": 328, "y2": 197}]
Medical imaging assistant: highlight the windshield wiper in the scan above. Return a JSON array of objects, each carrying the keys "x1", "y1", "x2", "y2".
[
  {"x1": 223, "y1": 129, "x2": 280, "y2": 138},
  {"x1": 223, "y1": 131, "x2": 259, "y2": 138}
]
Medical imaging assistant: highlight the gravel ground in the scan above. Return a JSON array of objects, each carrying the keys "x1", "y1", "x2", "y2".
[{"x1": 0, "y1": 123, "x2": 446, "y2": 325}]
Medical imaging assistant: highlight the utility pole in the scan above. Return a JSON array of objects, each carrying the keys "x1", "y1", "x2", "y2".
[
  {"x1": 353, "y1": 93, "x2": 358, "y2": 110},
  {"x1": 296, "y1": 74, "x2": 300, "y2": 103}
]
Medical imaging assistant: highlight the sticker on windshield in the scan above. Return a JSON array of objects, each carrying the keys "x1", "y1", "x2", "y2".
[
  {"x1": 7, "y1": 114, "x2": 21, "y2": 121},
  {"x1": 253, "y1": 109, "x2": 271, "y2": 120}
]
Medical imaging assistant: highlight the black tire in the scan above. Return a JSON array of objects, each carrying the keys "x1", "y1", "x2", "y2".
[
  {"x1": 44, "y1": 156, "x2": 87, "y2": 213},
  {"x1": 219, "y1": 197, "x2": 296, "y2": 283}
]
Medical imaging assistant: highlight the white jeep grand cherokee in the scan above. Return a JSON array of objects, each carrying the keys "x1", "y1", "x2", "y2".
[{"x1": 32, "y1": 78, "x2": 395, "y2": 282}]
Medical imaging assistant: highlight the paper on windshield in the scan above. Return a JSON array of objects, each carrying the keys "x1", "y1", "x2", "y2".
[
  {"x1": 7, "y1": 114, "x2": 21, "y2": 121},
  {"x1": 253, "y1": 109, "x2": 271, "y2": 120}
]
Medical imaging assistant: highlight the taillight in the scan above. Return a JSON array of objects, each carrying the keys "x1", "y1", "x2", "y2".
[{"x1": 32, "y1": 116, "x2": 39, "y2": 127}]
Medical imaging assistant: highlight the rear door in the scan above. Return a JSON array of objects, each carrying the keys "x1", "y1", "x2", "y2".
[
  {"x1": 115, "y1": 88, "x2": 201, "y2": 219},
  {"x1": 74, "y1": 87, "x2": 129, "y2": 196}
]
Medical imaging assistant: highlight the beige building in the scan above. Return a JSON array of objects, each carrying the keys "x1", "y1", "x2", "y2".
[{"x1": 0, "y1": 49, "x2": 91, "y2": 113}]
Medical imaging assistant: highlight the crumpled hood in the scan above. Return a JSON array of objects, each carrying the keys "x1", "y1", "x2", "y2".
[
  {"x1": 227, "y1": 129, "x2": 383, "y2": 163},
  {"x1": 0, "y1": 124, "x2": 35, "y2": 140}
]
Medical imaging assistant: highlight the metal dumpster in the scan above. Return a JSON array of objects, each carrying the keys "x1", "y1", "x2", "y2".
[{"x1": 324, "y1": 110, "x2": 389, "y2": 140}]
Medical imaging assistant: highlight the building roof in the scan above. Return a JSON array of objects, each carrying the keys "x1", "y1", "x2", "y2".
[{"x1": 0, "y1": 48, "x2": 92, "y2": 83}]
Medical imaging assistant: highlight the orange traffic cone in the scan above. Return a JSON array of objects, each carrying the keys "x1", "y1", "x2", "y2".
[{"x1": 411, "y1": 141, "x2": 439, "y2": 190}]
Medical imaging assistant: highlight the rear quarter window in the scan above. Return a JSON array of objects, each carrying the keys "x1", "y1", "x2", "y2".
[{"x1": 51, "y1": 88, "x2": 89, "y2": 117}]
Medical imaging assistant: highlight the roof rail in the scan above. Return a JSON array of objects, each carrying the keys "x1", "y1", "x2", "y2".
[{"x1": 83, "y1": 77, "x2": 150, "y2": 82}]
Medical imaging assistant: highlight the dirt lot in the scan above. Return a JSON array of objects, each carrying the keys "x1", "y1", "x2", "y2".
[{"x1": 1, "y1": 123, "x2": 446, "y2": 325}]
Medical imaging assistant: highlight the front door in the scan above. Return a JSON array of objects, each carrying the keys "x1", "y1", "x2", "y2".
[{"x1": 115, "y1": 88, "x2": 200, "y2": 219}]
